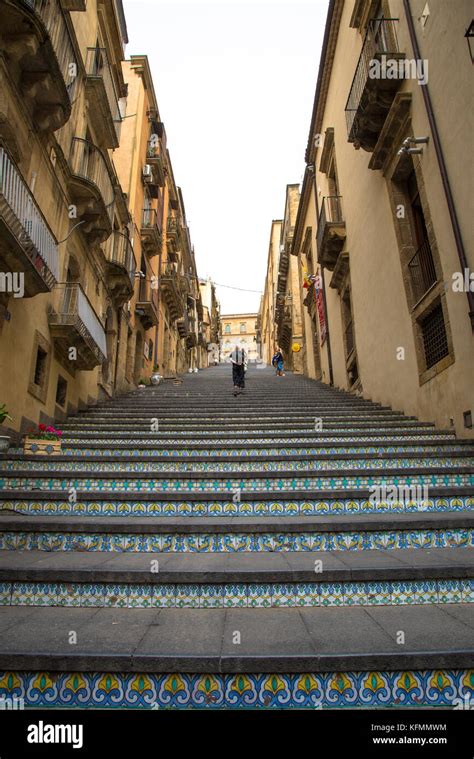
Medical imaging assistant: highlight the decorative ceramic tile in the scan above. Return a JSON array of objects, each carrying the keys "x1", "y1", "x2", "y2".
[
  {"x1": 272, "y1": 584, "x2": 296, "y2": 607},
  {"x1": 104, "y1": 584, "x2": 129, "y2": 608},
  {"x1": 199, "y1": 585, "x2": 224, "y2": 608},
  {"x1": 175, "y1": 584, "x2": 200, "y2": 608},
  {"x1": 390, "y1": 582, "x2": 416, "y2": 605},
  {"x1": 152, "y1": 585, "x2": 176, "y2": 608},
  {"x1": 248, "y1": 584, "x2": 272, "y2": 608},
  {"x1": 415, "y1": 581, "x2": 439, "y2": 605},
  {"x1": 294, "y1": 583, "x2": 319, "y2": 607},
  {"x1": 460, "y1": 579, "x2": 474, "y2": 603},
  {"x1": 128, "y1": 584, "x2": 154, "y2": 608},
  {"x1": 344, "y1": 582, "x2": 367, "y2": 606},
  {"x1": 81, "y1": 584, "x2": 106, "y2": 607},
  {"x1": 319, "y1": 583, "x2": 344, "y2": 607},
  {"x1": 437, "y1": 580, "x2": 463, "y2": 604},
  {"x1": 366, "y1": 582, "x2": 391, "y2": 606},
  {"x1": 224, "y1": 584, "x2": 247, "y2": 607},
  {"x1": 11, "y1": 582, "x2": 36, "y2": 606},
  {"x1": 0, "y1": 583, "x2": 11, "y2": 605}
]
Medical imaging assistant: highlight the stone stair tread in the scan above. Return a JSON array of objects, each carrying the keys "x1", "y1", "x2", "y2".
[
  {"x1": 1, "y1": 547, "x2": 473, "y2": 582},
  {"x1": 0, "y1": 604, "x2": 472, "y2": 672},
  {"x1": 0, "y1": 511, "x2": 472, "y2": 533}
]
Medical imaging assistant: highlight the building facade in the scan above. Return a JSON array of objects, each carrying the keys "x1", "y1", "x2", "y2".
[
  {"x1": 199, "y1": 278, "x2": 221, "y2": 366},
  {"x1": 0, "y1": 0, "x2": 206, "y2": 437},
  {"x1": 220, "y1": 313, "x2": 259, "y2": 362},
  {"x1": 286, "y1": 0, "x2": 473, "y2": 437}
]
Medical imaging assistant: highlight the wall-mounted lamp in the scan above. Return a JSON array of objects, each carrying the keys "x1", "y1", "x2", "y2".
[{"x1": 397, "y1": 136, "x2": 429, "y2": 157}]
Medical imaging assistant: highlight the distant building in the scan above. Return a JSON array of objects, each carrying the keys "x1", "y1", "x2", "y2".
[{"x1": 220, "y1": 313, "x2": 259, "y2": 362}]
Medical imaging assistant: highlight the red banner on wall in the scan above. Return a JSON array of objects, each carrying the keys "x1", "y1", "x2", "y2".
[{"x1": 314, "y1": 269, "x2": 327, "y2": 345}]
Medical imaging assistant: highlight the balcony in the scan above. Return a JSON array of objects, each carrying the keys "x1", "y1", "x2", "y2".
[
  {"x1": 408, "y1": 238, "x2": 438, "y2": 305},
  {"x1": 67, "y1": 137, "x2": 115, "y2": 243},
  {"x1": 48, "y1": 283, "x2": 107, "y2": 369},
  {"x1": 345, "y1": 18, "x2": 405, "y2": 152},
  {"x1": 161, "y1": 264, "x2": 184, "y2": 322},
  {"x1": 146, "y1": 140, "x2": 165, "y2": 186},
  {"x1": 140, "y1": 207, "x2": 162, "y2": 257},
  {"x1": 316, "y1": 196, "x2": 346, "y2": 270},
  {"x1": 176, "y1": 312, "x2": 188, "y2": 339},
  {"x1": 166, "y1": 216, "x2": 181, "y2": 255},
  {"x1": 1, "y1": 0, "x2": 79, "y2": 132},
  {"x1": 85, "y1": 48, "x2": 122, "y2": 149},
  {"x1": 135, "y1": 260, "x2": 159, "y2": 330},
  {"x1": 59, "y1": 0, "x2": 86, "y2": 8},
  {"x1": 104, "y1": 231, "x2": 136, "y2": 306},
  {"x1": 0, "y1": 146, "x2": 58, "y2": 296}
]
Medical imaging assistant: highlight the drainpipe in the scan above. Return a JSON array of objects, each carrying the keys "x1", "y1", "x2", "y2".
[
  {"x1": 404, "y1": 0, "x2": 474, "y2": 330},
  {"x1": 310, "y1": 166, "x2": 334, "y2": 386},
  {"x1": 113, "y1": 306, "x2": 122, "y2": 392}
]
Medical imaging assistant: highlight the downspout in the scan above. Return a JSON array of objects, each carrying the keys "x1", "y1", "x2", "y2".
[
  {"x1": 310, "y1": 166, "x2": 334, "y2": 386},
  {"x1": 403, "y1": 0, "x2": 474, "y2": 329},
  {"x1": 154, "y1": 190, "x2": 164, "y2": 370}
]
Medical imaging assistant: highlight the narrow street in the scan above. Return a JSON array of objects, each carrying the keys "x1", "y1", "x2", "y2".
[{"x1": 0, "y1": 365, "x2": 472, "y2": 708}]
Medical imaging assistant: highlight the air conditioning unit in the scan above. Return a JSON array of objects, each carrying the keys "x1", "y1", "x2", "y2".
[{"x1": 142, "y1": 164, "x2": 153, "y2": 181}]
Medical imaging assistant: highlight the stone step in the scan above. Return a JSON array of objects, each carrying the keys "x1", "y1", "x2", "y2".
[
  {"x1": 52, "y1": 429, "x2": 459, "y2": 442},
  {"x1": 1, "y1": 470, "x2": 471, "y2": 494},
  {"x1": 0, "y1": 513, "x2": 471, "y2": 553},
  {"x1": 1, "y1": 487, "x2": 471, "y2": 518},
  {"x1": 59, "y1": 421, "x2": 438, "y2": 432},
  {"x1": 0, "y1": 605, "x2": 472, "y2": 676},
  {"x1": 2, "y1": 452, "x2": 473, "y2": 473},
  {"x1": 2, "y1": 546, "x2": 472, "y2": 583}
]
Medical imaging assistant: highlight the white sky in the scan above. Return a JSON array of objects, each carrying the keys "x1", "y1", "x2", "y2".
[{"x1": 123, "y1": 0, "x2": 328, "y2": 314}]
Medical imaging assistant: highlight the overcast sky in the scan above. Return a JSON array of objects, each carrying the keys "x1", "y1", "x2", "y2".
[{"x1": 123, "y1": 0, "x2": 328, "y2": 314}]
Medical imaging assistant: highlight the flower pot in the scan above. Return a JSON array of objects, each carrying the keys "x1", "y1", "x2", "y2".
[
  {"x1": 150, "y1": 373, "x2": 162, "y2": 386},
  {"x1": 23, "y1": 436, "x2": 62, "y2": 456},
  {"x1": 0, "y1": 435, "x2": 10, "y2": 453},
  {"x1": 138, "y1": 384, "x2": 146, "y2": 389}
]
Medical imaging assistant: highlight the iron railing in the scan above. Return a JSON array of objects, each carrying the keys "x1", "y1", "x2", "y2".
[
  {"x1": 56, "y1": 283, "x2": 107, "y2": 359},
  {"x1": 24, "y1": 0, "x2": 79, "y2": 104},
  {"x1": 0, "y1": 146, "x2": 59, "y2": 281},
  {"x1": 408, "y1": 238, "x2": 437, "y2": 304},
  {"x1": 141, "y1": 207, "x2": 163, "y2": 234},
  {"x1": 345, "y1": 320, "x2": 355, "y2": 357},
  {"x1": 69, "y1": 137, "x2": 115, "y2": 223},
  {"x1": 85, "y1": 47, "x2": 122, "y2": 141},
  {"x1": 137, "y1": 259, "x2": 159, "y2": 312},
  {"x1": 317, "y1": 195, "x2": 344, "y2": 254},
  {"x1": 345, "y1": 18, "x2": 400, "y2": 140},
  {"x1": 106, "y1": 231, "x2": 136, "y2": 285}
]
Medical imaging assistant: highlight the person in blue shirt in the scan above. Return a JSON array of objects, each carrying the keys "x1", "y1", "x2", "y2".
[{"x1": 272, "y1": 347, "x2": 285, "y2": 376}]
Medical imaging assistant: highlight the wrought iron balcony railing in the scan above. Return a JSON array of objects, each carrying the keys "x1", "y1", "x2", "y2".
[
  {"x1": 24, "y1": 0, "x2": 79, "y2": 105},
  {"x1": 106, "y1": 231, "x2": 136, "y2": 285},
  {"x1": 316, "y1": 196, "x2": 346, "y2": 270},
  {"x1": 408, "y1": 238, "x2": 437, "y2": 304},
  {"x1": 85, "y1": 47, "x2": 122, "y2": 147},
  {"x1": 345, "y1": 18, "x2": 403, "y2": 149},
  {"x1": 49, "y1": 283, "x2": 107, "y2": 367},
  {"x1": 0, "y1": 146, "x2": 59, "y2": 291},
  {"x1": 69, "y1": 137, "x2": 115, "y2": 226}
]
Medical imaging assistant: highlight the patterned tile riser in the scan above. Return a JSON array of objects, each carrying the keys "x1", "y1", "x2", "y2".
[
  {"x1": 0, "y1": 529, "x2": 472, "y2": 552},
  {"x1": 2, "y1": 496, "x2": 472, "y2": 517},
  {"x1": 2, "y1": 473, "x2": 472, "y2": 493},
  {"x1": 3, "y1": 457, "x2": 473, "y2": 473},
  {"x1": 0, "y1": 670, "x2": 472, "y2": 709},
  {"x1": 9, "y1": 444, "x2": 468, "y2": 457},
  {"x1": 2, "y1": 579, "x2": 472, "y2": 608}
]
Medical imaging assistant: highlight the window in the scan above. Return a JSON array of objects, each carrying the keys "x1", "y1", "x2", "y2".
[
  {"x1": 55, "y1": 376, "x2": 67, "y2": 407},
  {"x1": 34, "y1": 347, "x2": 47, "y2": 387},
  {"x1": 240, "y1": 323, "x2": 246, "y2": 333},
  {"x1": 224, "y1": 324, "x2": 231, "y2": 334},
  {"x1": 419, "y1": 303, "x2": 449, "y2": 370},
  {"x1": 28, "y1": 331, "x2": 51, "y2": 404}
]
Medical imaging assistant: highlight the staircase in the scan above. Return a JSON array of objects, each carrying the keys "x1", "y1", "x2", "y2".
[{"x1": 0, "y1": 365, "x2": 473, "y2": 709}]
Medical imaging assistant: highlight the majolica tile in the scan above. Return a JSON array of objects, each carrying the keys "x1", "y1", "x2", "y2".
[
  {"x1": 294, "y1": 583, "x2": 319, "y2": 607},
  {"x1": 320, "y1": 583, "x2": 344, "y2": 606},
  {"x1": 344, "y1": 582, "x2": 367, "y2": 606},
  {"x1": 57, "y1": 583, "x2": 82, "y2": 607},
  {"x1": 200, "y1": 585, "x2": 224, "y2": 608},
  {"x1": 104, "y1": 584, "x2": 129, "y2": 608},
  {"x1": 0, "y1": 583, "x2": 11, "y2": 605},
  {"x1": 81, "y1": 583, "x2": 106, "y2": 607},
  {"x1": 390, "y1": 582, "x2": 416, "y2": 605},
  {"x1": 415, "y1": 581, "x2": 439, "y2": 605},
  {"x1": 152, "y1": 584, "x2": 176, "y2": 608},
  {"x1": 224, "y1": 584, "x2": 247, "y2": 607},
  {"x1": 248, "y1": 584, "x2": 272, "y2": 608},
  {"x1": 366, "y1": 582, "x2": 391, "y2": 606},
  {"x1": 437, "y1": 580, "x2": 463, "y2": 604},
  {"x1": 175, "y1": 584, "x2": 200, "y2": 608},
  {"x1": 11, "y1": 582, "x2": 36, "y2": 606},
  {"x1": 460, "y1": 579, "x2": 474, "y2": 603},
  {"x1": 272, "y1": 584, "x2": 296, "y2": 607}
]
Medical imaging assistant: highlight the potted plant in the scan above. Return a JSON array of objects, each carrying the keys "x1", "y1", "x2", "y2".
[
  {"x1": 23, "y1": 423, "x2": 62, "y2": 456},
  {"x1": 0, "y1": 404, "x2": 12, "y2": 453},
  {"x1": 150, "y1": 365, "x2": 162, "y2": 386},
  {"x1": 137, "y1": 377, "x2": 147, "y2": 389}
]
